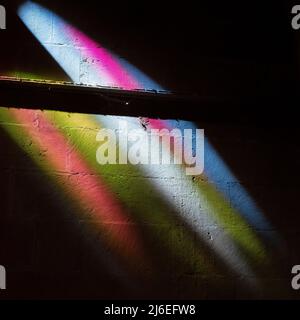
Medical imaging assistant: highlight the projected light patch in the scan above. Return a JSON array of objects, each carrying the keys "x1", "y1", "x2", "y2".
[
  {"x1": 18, "y1": 1, "x2": 276, "y2": 238},
  {"x1": 1, "y1": 107, "x2": 150, "y2": 277},
  {"x1": 48, "y1": 111, "x2": 226, "y2": 277},
  {"x1": 98, "y1": 116, "x2": 267, "y2": 285},
  {"x1": 149, "y1": 119, "x2": 278, "y2": 235},
  {"x1": 17, "y1": 0, "x2": 280, "y2": 288},
  {"x1": 18, "y1": 1, "x2": 163, "y2": 91}
]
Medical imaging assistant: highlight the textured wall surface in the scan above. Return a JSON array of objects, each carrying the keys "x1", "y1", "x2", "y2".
[
  {"x1": 0, "y1": 1, "x2": 300, "y2": 299},
  {"x1": 1, "y1": 107, "x2": 300, "y2": 299}
]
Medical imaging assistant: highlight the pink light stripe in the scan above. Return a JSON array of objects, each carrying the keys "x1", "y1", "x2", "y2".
[
  {"x1": 66, "y1": 25, "x2": 139, "y2": 90},
  {"x1": 10, "y1": 109, "x2": 147, "y2": 265}
]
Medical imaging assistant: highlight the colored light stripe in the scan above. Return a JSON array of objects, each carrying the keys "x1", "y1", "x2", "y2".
[
  {"x1": 2, "y1": 108, "x2": 150, "y2": 274},
  {"x1": 147, "y1": 119, "x2": 272, "y2": 267},
  {"x1": 18, "y1": 1, "x2": 163, "y2": 91},
  {"x1": 47, "y1": 110, "x2": 226, "y2": 277},
  {"x1": 157, "y1": 119, "x2": 277, "y2": 232},
  {"x1": 65, "y1": 25, "x2": 138, "y2": 90},
  {"x1": 98, "y1": 115, "x2": 263, "y2": 284}
]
